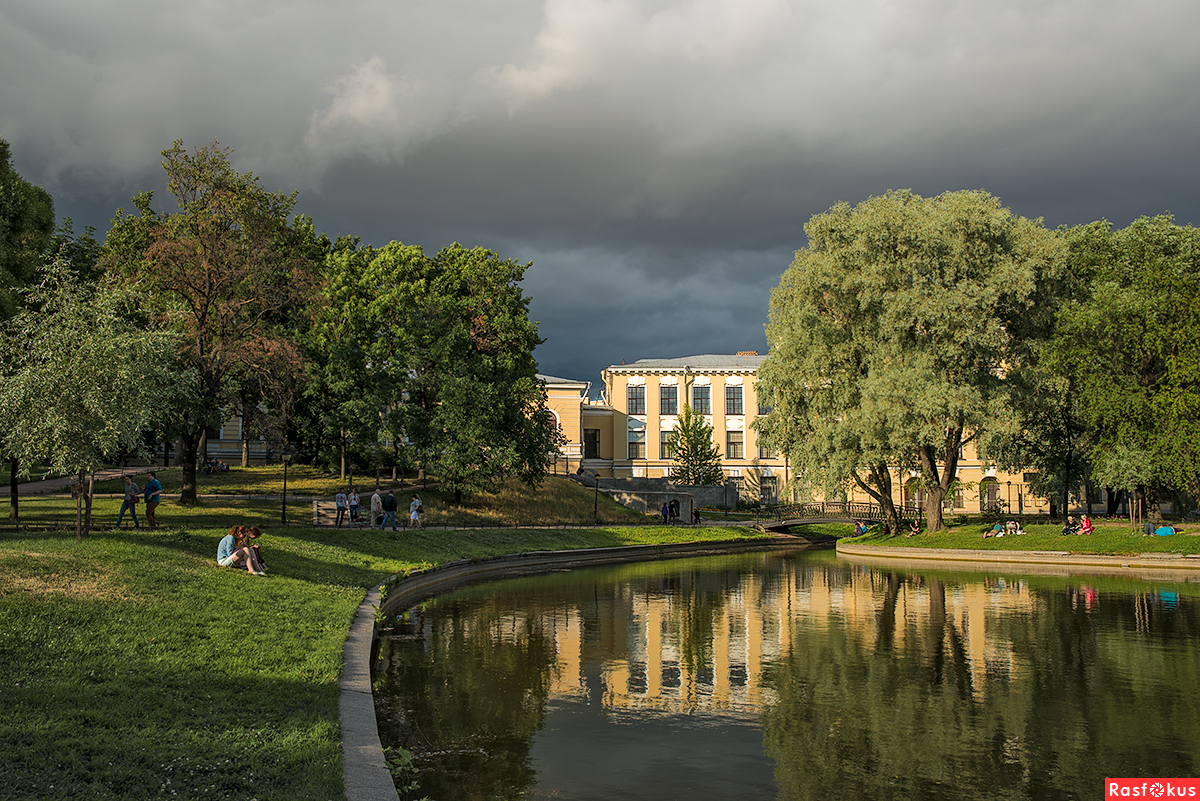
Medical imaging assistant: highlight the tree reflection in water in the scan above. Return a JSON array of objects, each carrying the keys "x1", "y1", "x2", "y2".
[{"x1": 375, "y1": 550, "x2": 1200, "y2": 801}]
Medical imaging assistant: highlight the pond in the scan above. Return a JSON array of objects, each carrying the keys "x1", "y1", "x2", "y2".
[{"x1": 373, "y1": 548, "x2": 1200, "y2": 800}]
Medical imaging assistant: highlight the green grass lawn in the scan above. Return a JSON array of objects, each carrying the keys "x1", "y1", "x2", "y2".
[
  {"x1": 845, "y1": 518, "x2": 1200, "y2": 556},
  {"x1": 0, "y1": 492, "x2": 770, "y2": 801}
]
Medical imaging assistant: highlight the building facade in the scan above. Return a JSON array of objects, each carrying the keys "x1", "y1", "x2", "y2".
[{"x1": 543, "y1": 354, "x2": 1049, "y2": 513}]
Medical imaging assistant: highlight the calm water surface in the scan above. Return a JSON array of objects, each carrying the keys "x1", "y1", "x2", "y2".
[{"x1": 374, "y1": 548, "x2": 1200, "y2": 800}]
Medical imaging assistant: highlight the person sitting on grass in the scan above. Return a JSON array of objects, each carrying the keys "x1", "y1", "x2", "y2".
[
  {"x1": 1061, "y1": 516, "x2": 1077, "y2": 536},
  {"x1": 906, "y1": 520, "x2": 921, "y2": 537},
  {"x1": 216, "y1": 525, "x2": 265, "y2": 575},
  {"x1": 235, "y1": 525, "x2": 267, "y2": 571},
  {"x1": 986, "y1": 522, "x2": 1003, "y2": 538},
  {"x1": 1080, "y1": 514, "x2": 1094, "y2": 535}
]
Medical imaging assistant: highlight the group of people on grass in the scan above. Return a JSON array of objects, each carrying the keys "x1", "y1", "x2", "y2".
[{"x1": 113, "y1": 472, "x2": 164, "y2": 531}]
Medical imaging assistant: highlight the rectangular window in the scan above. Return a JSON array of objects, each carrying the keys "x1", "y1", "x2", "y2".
[
  {"x1": 693, "y1": 386, "x2": 711, "y2": 415},
  {"x1": 757, "y1": 443, "x2": 775, "y2": 460},
  {"x1": 660, "y1": 431, "x2": 674, "y2": 460},
  {"x1": 726, "y1": 431, "x2": 744, "y2": 459},
  {"x1": 757, "y1": 401, "x2": 772, "y2": 417},
  {"x1": 660, "y1": 385, "x2": 678, "y2": 415},
  {"x1": 725, "y1": 386, "x2": 744, "y2": 416},
  {"x1": 628, "y1": 431, "x2": 646, "y2": 460},
  {"x1": 583, "y1": 429, "x2": 601, "y2": 459},
  {"x1": 627, "y1": 385, "x2": 645, "y2": 415}
]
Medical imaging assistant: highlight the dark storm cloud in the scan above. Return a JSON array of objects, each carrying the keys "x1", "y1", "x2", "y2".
[{"x1": 4, "y1": 0, "x2": 1200, "y2": 384}]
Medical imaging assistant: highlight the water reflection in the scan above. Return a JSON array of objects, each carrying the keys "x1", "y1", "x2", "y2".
[{"x1": 374, "y1": 549, "x2": 1200, "y2": 800}]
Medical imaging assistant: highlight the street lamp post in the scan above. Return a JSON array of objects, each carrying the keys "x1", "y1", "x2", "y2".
[
  {"x1": 593, "y1": 474, "x2": 599, "y2": 525},
  {"x1": 281, "y1": 452, "x2": 293, "y2": 525},
  {"x1": 1007, "y1": 481, "x2": 1012, "y2": 514}
]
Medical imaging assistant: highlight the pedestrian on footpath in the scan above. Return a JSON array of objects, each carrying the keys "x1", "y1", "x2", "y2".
[
  {"x1": 334, "y1": 489, "x2": 348, "y2": 528},
  {"x1": 114, "y1": 475, "x2": 141, "y2": 530},
  {"x1": 382, "y1": 490, "x2": 399, "y2": 531},
  {"x1": 348, "y1": 488, "x2": 360, "y2": 523},
  {"x1": 409, "y1": 494, "x2": 423, "y2": 529},
  {"x1": 143, "y1": 471, "x2": 163, "y2": 530},
  {"x1": 371, "y1": 488, "x2": 384, "y2": 529}
]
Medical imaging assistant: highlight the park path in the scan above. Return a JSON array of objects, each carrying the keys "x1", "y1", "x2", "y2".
[{"x1": 0, "y1": 468, "x2": 130, "y2": 496}]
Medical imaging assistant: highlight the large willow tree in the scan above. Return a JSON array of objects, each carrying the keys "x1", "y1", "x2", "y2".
[{"x1": 757, "y1": 190, "x2": 1062, "y2": 531}]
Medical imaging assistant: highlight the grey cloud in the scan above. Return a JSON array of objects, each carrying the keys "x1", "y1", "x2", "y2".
[{"x1": 4, "y1": 0, "x2": 1200, "y2": 380}]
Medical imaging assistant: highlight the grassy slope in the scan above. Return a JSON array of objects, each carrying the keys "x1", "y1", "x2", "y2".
[
  {"x1": 843, "y1": 518, "x2": 1200, "y2": 556},
  {"x1": 0, "y1": 482, "x2": 767, "y2": 801},
  {"x1": 15, "y1": 474, "x2": 652, "y2": 530}
]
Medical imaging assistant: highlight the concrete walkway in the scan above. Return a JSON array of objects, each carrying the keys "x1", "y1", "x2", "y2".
[{"x1": 837, "y1": 541, "x2": 1200, "y2": 576}]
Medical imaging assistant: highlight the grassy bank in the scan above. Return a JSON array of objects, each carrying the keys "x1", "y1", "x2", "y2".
[
  {"x1": 846, "y1": 518, "x2": 1200, "y2": 556},
  {"x1": 17, "y1": 474, "x2": 651, "y2": 530},
  {"x1": 0, "y1": 515, "x2": 769, "y2": 800}
]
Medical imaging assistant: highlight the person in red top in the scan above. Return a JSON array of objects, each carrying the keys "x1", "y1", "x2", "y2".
[{"x1": 1080, "y1": 514, "x2": 1094, "y2": 535}]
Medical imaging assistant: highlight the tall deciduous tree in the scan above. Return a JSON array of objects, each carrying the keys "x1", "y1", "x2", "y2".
[
  {"x1": 101, "y1": 140, "x2": 317, "y2": 503},
  {"x1": 757, "y1": 189, "x2": 1062, "y2": 531},
  {"x1": 667, "y1": 404, "x2": 725, "y2": 486},
  {"x1": 1053, "y1": 215, "x2": 1200, "y2": 519},
  {"x1": 0, "y1": 137, "x2": 55, "y2": 320},
  {"x1": 404, "y1": 244, "x2": 561, "y2": 501},
  {"x1": 0, "y1": 261, "x2": 191, "y2": 536}
]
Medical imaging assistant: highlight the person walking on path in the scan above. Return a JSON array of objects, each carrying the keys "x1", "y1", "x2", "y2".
[
  {"x1": 348, "y1": 488, "x2": 360, "y2": 524},
  {"x1": 334, "y1": 489, "x2": 348, "y2": 528},
  {"x1": 143, "y1": 471, "x2": 163, "y2": 530},
  {"x1": 114, "y1": 476, "x2": 141, "y2": 530},
  {"x1": 409, "y1": 494, "x2": 423, "y2": 529},
  {"x1": 382, "y1": 490, "x2": 399, "y2": 531},
  {"x1": 370, "y1": 488, "x2": 383, "y2": 528}
]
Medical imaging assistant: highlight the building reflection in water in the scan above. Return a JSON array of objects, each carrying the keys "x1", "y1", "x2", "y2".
[{"x1": 376, "y1": 551, "x2": 1200, "y2": 801}]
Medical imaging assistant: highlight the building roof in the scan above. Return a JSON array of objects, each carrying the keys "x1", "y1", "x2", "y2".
[
  {"x1": 605, "y1": 354, "x2": 765, "y2": 372},
  {"x1": 537, "y1": 373, "x2": 589, "y2": 386}
]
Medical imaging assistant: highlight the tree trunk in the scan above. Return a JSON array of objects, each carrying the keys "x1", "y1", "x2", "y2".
[
  {"x1": 75, "y1": 471, "x2": 84, "y2": 540},
  {"x1": 83, "y1": 471, "x2": 94, "y2": 537},
  {"x1": 8, "y1": 457, "x2": 18, "y2": 524},
  {"x1": 851, "y1": 464, "x2": 900, "y2": 535},
  {"x1": 339, "y1": 430, "x2": 347, "y2": 481},
  {"x1": 200, "y1": 429, "x2": 209, "y2": 466},
  {"x1": 241, "y1": 400, "x2": 251, "y2": 468},
  {"x1": 163, "y1": 439, "x2": 171, "y2": 468},
  {"x1": 179, "y1": 429, "x2": 200, "y2": 505},
  {"x1": 918, "y1": 445, "x2": 947, "y2": 532}
]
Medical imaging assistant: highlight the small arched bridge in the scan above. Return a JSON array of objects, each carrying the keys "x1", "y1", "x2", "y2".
[{"x1": 755, "y1": 501, "x2": 919, "y2": 535}]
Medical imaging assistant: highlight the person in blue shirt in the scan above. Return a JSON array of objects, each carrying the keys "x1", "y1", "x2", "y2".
[
  {"x1": 216, "y1": 525, "x2": 265, "y2": 574},
  {"x1": 143, "y1": 471, "x2": 163, "y2": 530}
]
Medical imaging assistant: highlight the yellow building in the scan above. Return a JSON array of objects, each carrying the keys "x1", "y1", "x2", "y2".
[{"x1": 542, "y1": 354, "x2": 1048, "y2": 513}]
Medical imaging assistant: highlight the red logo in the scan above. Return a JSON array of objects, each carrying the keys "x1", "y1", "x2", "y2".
[{"x1": 1107, "y1": 779, "x2": 1200, "y2": 798}]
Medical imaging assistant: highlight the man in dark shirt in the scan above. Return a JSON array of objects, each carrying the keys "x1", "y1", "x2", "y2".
[{"x1": 382, "y1": 490, "x2": 399, "y2": 531}]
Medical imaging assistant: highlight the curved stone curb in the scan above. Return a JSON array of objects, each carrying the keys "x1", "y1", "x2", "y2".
[
  {"x1": 837, "y1": 541, "x2": 1200, "y2": 574},
  {"x1": 341, "y1": 587, "x2": 400, "y2": 801}
]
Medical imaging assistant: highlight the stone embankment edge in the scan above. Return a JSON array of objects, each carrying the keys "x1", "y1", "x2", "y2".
[
  {"x1": 341, "y1": 535, "x2": 812, "y2": 801},
  {"x1": 837, "y1": 541, "x2": 1200, "y2": 572}
]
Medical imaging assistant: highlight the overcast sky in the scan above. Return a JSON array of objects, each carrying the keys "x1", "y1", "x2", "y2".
[{"x1": 4, "y1": 0, "x2": 1199, "y2": 387}]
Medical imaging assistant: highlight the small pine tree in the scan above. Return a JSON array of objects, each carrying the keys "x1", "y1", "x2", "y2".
[{"x1": 667, "y1": 404, "x2": 726, "y2": 485}]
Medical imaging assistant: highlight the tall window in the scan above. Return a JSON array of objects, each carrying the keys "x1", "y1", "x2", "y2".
[
  {"x1": 726, "y1": 431, "x2": 744, "y2": 459},
  {"x1": 725, "y1": 386, "x2": 744, "y2": 415},
  {"x1": 693, "y1": 385, "x2": 711, "y2": 415},
  {"x1": 757, "y1": 400, "x2": 772, "y2": 417},
  {"x1": 628, "y1": 431, "x2": 646, "y2": 459},
  {"x1": 660, "y1": 385, "x2": 678, "y2": 415},
  {"x1": 627, "y1": 385, "x2": 645, "y2": 415},
  {"x1": 660, "y1": 431, "x2": 674, "y2": 460},
  {"x1": 757, "y1": 442, "x2": 776, "y2": 459},
  {"x1": 583, "y1": 429, "x2": 601, "y2": 459}
]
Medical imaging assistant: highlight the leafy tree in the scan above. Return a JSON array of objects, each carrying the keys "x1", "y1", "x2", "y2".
[
  {"x1": 757, "y1": 189, "x2": 1063, "y2": 531},
  {"x1": 0, "y1": 138, "x2": 59, "y2": 520},
  {"x1": 403, "y1": 244, "x2": 561, "y2": 501},
  {"x1": 667, "y1": 404, "x2": 725, "y2": 485},
  {"x1": 0, "y1": 137, "x2": 55, "y2": 320},
  {"x1": 1053, "y1": 215, "x2": 1200, "y2": 520},
  {"x1": 0, "y1": 261, "x2": 191, "y2": 535},
  {"x1": 100, "y1": 140, "x2": 317, "y2": 503}
]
